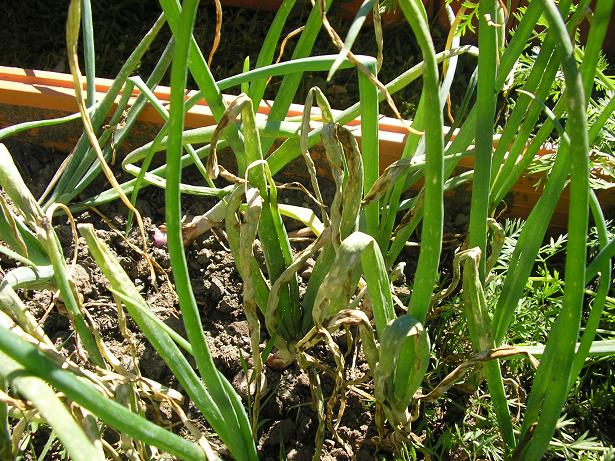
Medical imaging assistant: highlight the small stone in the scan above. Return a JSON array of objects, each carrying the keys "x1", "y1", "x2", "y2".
[
  {"x1": 152, "y1": 248, "x2": 170, "y2": 268},
  {"x1": 286, "y1": 446, "x2": 314, "y2": 461},
  {"x1": 70, "y1": 264, "x2": 92, "y2": 297},
  {"x1": 209, "y1": 276, "x2": 226, "y2": 302},
  {"x1": 264, "y1": 419, "x2": 295, "y2": 446},
  {"x1": 326, "y1": 448, "x2": 347, "y2": 460},
  {"x1": 197, "y1": 248, "x2": 212, "y2": 266},
  {"x1": 136, "y1": 259, "x2": 150, "y2": 277},
  {"x1": 232, "y1": 368, "x2": 267, "y2": 400},
  {"x1": 453, "y1": 213, "x2": 469, "y2": 227},
  {"x1": 394, "y1": 285, "x2": 411, "y2": 297},
  {"x1": 297, "y1": 371, "x2": 310, "y2": 388},
  {"x1": 300, "y1": 266, "x2": 313, "y2": 279},
  {"x1": 218, "y1": 297, "x2": 235, "y2": 314},
  {"x1": 230, "y1": 320, "x2": 250, "y2": 337}
]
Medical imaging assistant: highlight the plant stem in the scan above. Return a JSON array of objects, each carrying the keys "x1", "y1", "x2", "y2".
[
  {"x1": 397, "y1": 0, "x2": 444, "y2": 325},
  {"x1": 164, "y1": 1, "x2": 256, "y2": 459}
]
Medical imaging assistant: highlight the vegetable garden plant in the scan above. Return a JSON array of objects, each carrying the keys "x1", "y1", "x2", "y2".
[{"x1": 0, "y1": 0, "x2": 614, "y2": 459}]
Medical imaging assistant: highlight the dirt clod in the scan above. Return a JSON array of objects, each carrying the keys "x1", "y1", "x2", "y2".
[
  {"x1": 261, "y1": 419, "x2": 296, "y2": 447},
  {"x1": 229, "y1": 320, "x2": 250, "y2": 337},
  {"x1": 209, "y1": 276, "x2": 226, "y2": 302}
]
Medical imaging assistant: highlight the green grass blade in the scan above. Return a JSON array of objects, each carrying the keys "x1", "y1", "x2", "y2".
[
  {"x1": 492, "y1": 0, "x2": 611, "y2": 344},
  {"x1": 0, "y1": 245, "x2": 35, "y2": 268},
  {"x1": 312, "y1": 232, "x2": 392, "y2": 328},
  {"x1": 302, "y1": 124, "x2": 363, "y2": 331},
  {"x1": 75, "y1": 48, "x2": 473, "y2": 210},
  {"x1": 265, "y1": 47, "x2": 475, "y2": 177},
  {"x1": 43, "y1": 218, "x2": 106, "y2": 368},
  {"x1": 0, "y1": 376, "x2": 8, "y2": 460},
  {"x1": 517, "y1": 2, "x2": 590, "y2": 458},
  {"x1": 123, "y1": 74, "x2": 214, "y2": 232},
  {"x1": 586, "y1": 237, "x2": 615, "y2": 281},
  {"x1": 224, "y1": 187, "x2": 271, "y2": 318},
  {"x1": 359, "y1": 234, "x2": 395, "y2": 334},
  {"x1": 114, "y1": 38, "x2": 175, "y2": 146},
  {"x1": 328, "y1": 0, "x2": 375, "y2": 80},
  {"x1": 248, "y1": 0, "x2": 297, "y2": 106},
  {"x1": 380, "y1": 19, "x2": 462, "y2": 259},
  {"x1": 397, "y1": 0, "x2": 443, "y2": 325},
  {"x1": 1, "y1": 265, "x2": 54, "y2": 291},
  {"x1": 210, "y1": 95, "x2": 300, "y2": 340},
  {"x1": 468, "y1": 0, "x2": 498, "y2": 280},
  {"x1": 588, "y1": 94, "x2": 615, "y2": 145},
  {"x1": 109, "y1": 289, "x2": 193, "y2": 354},
  {"x1": 374, "y1": 315, "x2": 429, "y2": 429},
  {"x1": 0, "y1": 145, "x2": 44, "y2": 226},
  {"x1": 158, "y1": 0, "x2": 246, "y2": 172},
  {"x1": 0, "y1": 278, "x2": 53, "y2": 346},
  {"x1": 358, "y1": 61, "x2": 380, "y2": 241},
  {"x1": 491, "y1": 0, "x2": 603, "y2": 205},
  {"x1": 0, "y1": 144, "x2": 104, "y2": 366},
  {"x1": 461, "y1": 249, "x2": 515, "y2": 447},
  {"x1": 0, "y1": 194, "x2": 35, "y2": 263},
  {"x1": 515, "y1": 340, "x2": 615, "y2": 358},
  {"x1": 79, "y1": 223, "x2": 254, "y2": 460},
  {"x1": 68, "y1": 37, "x2": 174, "y2": 209},
  {"x1": 386, "y1": 160, "x2": 474, "y2": 266},
  {"x1": 47, "y1": 13, "x2": 166, "y2": 205},
  {"x1": 259, "y1": 0, "x2": 333, "y2": 154},
  {"x1": 0, "y1": 350, "x2": 105, "y2": 461},
  {"x1": 570, "y1": 192, "x2": 612, "y2": 382},
  {"x1": 463, "y1": 1, "x2": 516, "y2": 447},
  {"x1": 163, "y1": 2, "x2": 256, "y2": 458},
  {"x1": 444, "y1": 0, "x2": 544, "y2": 160},
  {"x1": 0, "y1": 104, "x2": 100, "y2": 142},
  {"x1": 489, "y1": 38, "x2": 561, "y2": 202},
  {"x1": 0, "y1": 325, "x2": 206, "y2": 461},
  {"x1": 64, "y1": 82, "x2": 135, "y2": 201},
  {"x1": 81, "y1": 0, "x2": 96, "y2": 108}
]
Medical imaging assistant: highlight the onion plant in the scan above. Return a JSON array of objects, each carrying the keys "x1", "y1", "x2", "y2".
[{"x1": 0, "y1": 0, "x2": 614, "y2": 459}]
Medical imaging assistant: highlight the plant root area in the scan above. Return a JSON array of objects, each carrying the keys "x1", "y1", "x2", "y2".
[{"x1": 2, "y1": 140, "x2": 613, "y2": 460}]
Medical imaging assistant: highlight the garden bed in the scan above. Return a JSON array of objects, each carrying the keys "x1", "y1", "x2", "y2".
[
  {"x1": 2, "y1": 138, "x2": 479, "y2": 460},
  {"x1": 4, "y1": 136, "x2": 613, "y2": 459},
  {"x1": 1, "y1": 1, "x2": 614, "y2": 460}
]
